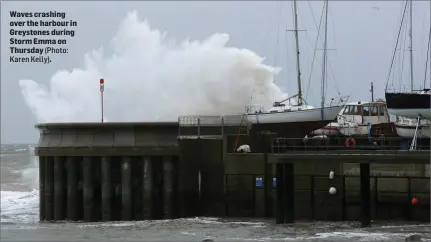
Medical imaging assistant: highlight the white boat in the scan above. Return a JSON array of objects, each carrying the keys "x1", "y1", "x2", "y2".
[
  {"x1": 245, "y1": 0, "x2": 345, "y2": 139},
  {"x1": 311, "y1": 122, "x2": 340, "y2": 136},
  {"x1": 246, "y1": 105, "x2": 343, "y2": 124},
  {"x1": 395, "y1": 117, "x2": 431, "y2": 138},
  {"x1": 337, "y1": 100, "x2": 392, "y2": 136}
]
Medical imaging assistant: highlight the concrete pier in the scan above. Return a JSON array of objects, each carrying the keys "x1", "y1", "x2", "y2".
[
  {"x1": 35, "y1": 119, "x2": 430, "y2": 224},
  {"x1": 269, "y1": 149, "x2": 430, "y2": 226},
  {"x1": 36, "y1": 122, "x2": 183, "y2": 222}
]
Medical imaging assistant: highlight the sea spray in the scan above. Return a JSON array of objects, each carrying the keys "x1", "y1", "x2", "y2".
[
  {"x1": 19, "y1": 11, "x2": 288, "y2": 123},
  {"x1": 21, "y1": 145, "x2": 39, "y2": 190},
  {"x1": 0, "y1": 145, "x2": 39, "y2": 224}
]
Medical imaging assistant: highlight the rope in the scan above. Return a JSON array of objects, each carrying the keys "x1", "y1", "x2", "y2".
[
  {"x1": 305, "y1": 2, "x2": 325, "y2": 100},
  {"x1": 385, "y1": 0, "x2": 409, "y2": 92},
  {"x1": 423, "y1": 28, "x2": 431, "y2": 89}
]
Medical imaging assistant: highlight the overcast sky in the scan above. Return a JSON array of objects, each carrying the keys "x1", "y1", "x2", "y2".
[{"x1": 1, "y1": 0, "x2": 430, "y2": 144}]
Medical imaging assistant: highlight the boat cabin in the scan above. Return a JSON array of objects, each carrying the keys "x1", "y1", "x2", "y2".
[{"x1": 338, "y1": 101, "x2": 390, "y2": 125}]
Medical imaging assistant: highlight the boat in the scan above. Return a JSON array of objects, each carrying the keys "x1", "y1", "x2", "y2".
[
  {"x1": 311, "y1": 122, "x2": 340, "y2": 136},
  {"x1": 337, "y1": 100, "x2": 396, "y2": 137},
  {"x1": 385, "y1": 90, "x2": 430, "y2": 119},
  {"x1": 383, "y1": 0, "x2": 430, "y2": 150},
  {"x1": 384, "y1": 0, "x2": 430, "y2": 120},
  {"x1": 310, "y1": 83, "x2": 395, "y2": 138},
  {"x1": 245, "y1": 0, "x2": 345, "y2": 140},
  {"x1": 394, "y1": 116, "x2": 430, "y2": 138}
]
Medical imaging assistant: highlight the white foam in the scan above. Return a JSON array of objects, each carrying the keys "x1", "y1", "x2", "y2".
[
  {"x1": 19, "y1": 11, "x2": 288, "y2": 123},
  {"x1": 311, "y1": 231, "x2": 426, "y2": 241},
  {"x1": 0, "y1": 190, "x2": 39, "y2": 224},
  {"x1": 0, "y1": 145, "x2": 40, "y2": 224},
  {"x1": 21, "y1": 145, "x2": 39, "y2": 191}
]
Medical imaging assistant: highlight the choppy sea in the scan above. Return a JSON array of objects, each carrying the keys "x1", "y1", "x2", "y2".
[{"x1": 1, "y1": 144, "x2": 430, "y2": 241}]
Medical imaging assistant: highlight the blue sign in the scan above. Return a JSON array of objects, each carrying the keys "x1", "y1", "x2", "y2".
[
  {"x1": 256, "y1": 178, "x2": 263, "y2": 187},
  {"x1": 254, "y1": 177, "x2": 277, "y2": 187}
]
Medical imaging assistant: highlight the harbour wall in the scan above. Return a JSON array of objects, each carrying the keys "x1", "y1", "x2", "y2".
[
  {"x1": 35, "y1": 122, "x2": 430, "y2": 222},
  {"x1": 224, "y1": 153, "x2": 429, "y2": 221}
]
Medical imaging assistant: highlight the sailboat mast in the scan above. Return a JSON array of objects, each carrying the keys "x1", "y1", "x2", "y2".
[
  {"x1": 409, "y1": 0, "x2": 414, "y2": 91},
  {"x1": 321, "y1": 0, "x2": 329, "y2": 109},
  {"x1": 292, "y1": 0, "x2": 303, "y2": 106}
]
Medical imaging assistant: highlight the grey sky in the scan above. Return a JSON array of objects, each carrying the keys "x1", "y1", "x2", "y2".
[{"x1": 1, "y1": 1, "x2": 430, "y2": 144}]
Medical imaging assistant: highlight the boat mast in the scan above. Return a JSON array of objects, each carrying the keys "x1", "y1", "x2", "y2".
[
  {"x1": 292, "y1": 0, "x2": 303, "y2": 106},
  {"x1": 408, "y1": 0, "x2": 414, "y2": 91},
  {"x1": 321, "y1": 0, "x2": 329, "y2": 110}
]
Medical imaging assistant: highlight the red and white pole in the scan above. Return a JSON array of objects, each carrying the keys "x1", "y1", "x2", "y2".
[{"x1": 100, "y1": 78, "x2": 104, "y2": 122}]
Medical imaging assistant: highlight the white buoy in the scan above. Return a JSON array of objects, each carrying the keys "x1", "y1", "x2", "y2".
[
  {"x1": 329, "y1": 187, "x2": 337, "y2": 195},
  {"x1": 237, "y1": 144, "x2": 251, "y2": 153},
  {"x1": 329, "y1": 171, "x2": 335, "y2": 179}
]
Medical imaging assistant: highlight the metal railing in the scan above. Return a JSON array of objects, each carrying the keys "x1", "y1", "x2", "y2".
[
  {"x1": 271, "y1": 136, "x2": 430, "y2": 153},
  {"x1": 178, "y1": 115, "x2": 249, "y2": 137}
]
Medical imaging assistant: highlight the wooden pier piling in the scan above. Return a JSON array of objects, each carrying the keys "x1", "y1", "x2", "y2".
[
  {"x1": 38, "y1": 156, "x2": 45, "y2": 221},
  {"x1": 101, "y1": 156, "x2": 112, "y2": 221},
  {"x1": 163, "y1": 156, "x2": 175, "y2": 218},
  {"x1": 44, "y1": 156, "x2": 54, "y2": 221},
  {"x1": 284, "y1": 163, "x2": 295, "y2": 223},
  {"x1": 275, "y1": 163, "x2": 295, "y2": 224},
  {"x1": 275, "y1": 163, "x2": 284, "y2": 224},
  {"x1": 67, "y1": 157, "x2": 78, "y2": 221},
  {"x1": 142, "y1": 156, "x2": 153, "y2": 219},
  {"x1": 121, "y1": 156, "x2": 132, "y2": 220},
  {"x1": 53, "y1": 156, "x2": 65, "y2": 220},
  {"x1": 82, "y1": 157, "x2": 94, "y2": 222},
  {"x1": 360, "y1": 163, "x2": 371, "y2": 227}
]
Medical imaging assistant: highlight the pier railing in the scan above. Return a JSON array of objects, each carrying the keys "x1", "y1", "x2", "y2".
[
  {"x1": 270, "y1": 136, "x2": 430, "y2": 153},
  {"x1": 178, "y1": 115, "x2": 249, "y2": 137}
]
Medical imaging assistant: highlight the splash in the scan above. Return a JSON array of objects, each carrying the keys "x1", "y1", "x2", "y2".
[
  {"x1": 1, "y1": 145, "x2": 39, "y2": 224},
  {"x1": 21, "y1": 145, "x2": 39, "y2": 190},
  {"x1": 19, "y1": 11, "x2": 287, "y2": 123}
]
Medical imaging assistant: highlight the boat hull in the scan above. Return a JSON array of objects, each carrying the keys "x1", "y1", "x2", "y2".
[
  {"x1": 311, "y1": 124, "x2": 340, "y2": 136},
  {"x1": 247, "y1": 106, "x2": 342, "y2": 124},
  {"x1": 247, "y1": 106, "x2": 344, "y2": 138},
  {"x1": 395, "y1": 123, "x2": 431, "y2": 138},
  {"x1": 385, "y1": 92, "x2": 431, "y2": 119},
  {"x1": 339, "y1": 123, "x2": 397, "y2": 137},
  {"x1": 339, "y1": 124, "x2": 365, "y2": 136}
]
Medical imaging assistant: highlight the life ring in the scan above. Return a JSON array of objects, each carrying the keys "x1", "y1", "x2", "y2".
[{"x1": 344, "y1": 137, "x2": 356, "y2": 148}]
